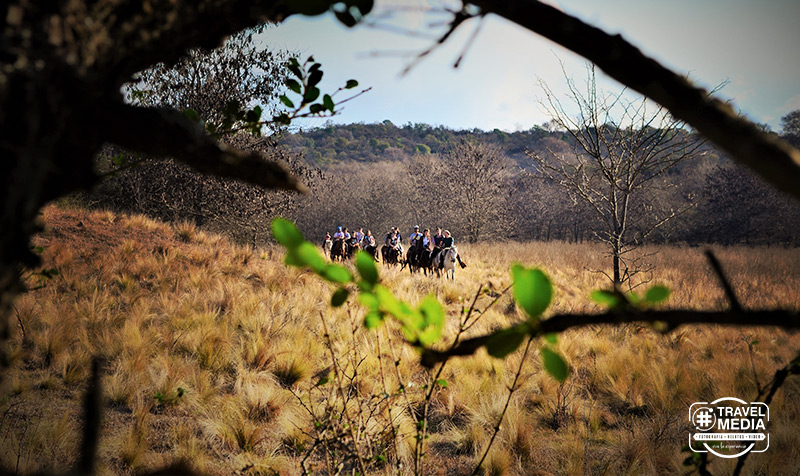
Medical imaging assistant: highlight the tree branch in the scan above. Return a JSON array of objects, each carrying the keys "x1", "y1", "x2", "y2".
[
  {"x1": 420, "y1": 309, "x2": 800, "y2": 367},
  {"x1": 101, "y1": 103, "x2": 307, "y2": 192},
  {"x1": 470, "y1": 0, "x2": 800, "y2": 200}
]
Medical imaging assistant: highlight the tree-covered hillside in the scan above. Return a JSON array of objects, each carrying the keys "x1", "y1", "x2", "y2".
[{"x1": 279, "y1": 121, "x2": 557, "y2": 165}]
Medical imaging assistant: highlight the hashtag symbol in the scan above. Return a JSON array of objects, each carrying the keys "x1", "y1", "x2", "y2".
[{"x1": 696, "y1": 410, "x2": 713, "y2": 427}]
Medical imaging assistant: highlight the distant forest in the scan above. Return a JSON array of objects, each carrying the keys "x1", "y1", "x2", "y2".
[{"x1": 93, "y1": 121, "x2": 800, "y2": 247}]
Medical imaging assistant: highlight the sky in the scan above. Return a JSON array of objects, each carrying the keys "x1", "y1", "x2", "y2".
[{"x1": 258, "y1": 0, "x2": 800, "y2": 132}]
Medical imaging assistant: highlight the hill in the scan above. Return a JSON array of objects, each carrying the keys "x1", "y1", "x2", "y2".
[
  {"x1": 280, "y1": 121, "x2": 565, "y2": 166},
  {"x1": 3, "y1": 204, "x2": 800, "y2": 474}
]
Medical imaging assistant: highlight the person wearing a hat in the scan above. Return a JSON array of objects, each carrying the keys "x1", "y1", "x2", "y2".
[
  {"x1": 409, "y1": 225, "x2": 422, "y2": 248},
  {"x1": 333, "y1": 226, "x2": 345, "y2": 240}
]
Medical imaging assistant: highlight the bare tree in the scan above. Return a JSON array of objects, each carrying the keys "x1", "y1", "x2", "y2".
[
  {"x1": 441, "y1": 139, "x2": 515, "y2": 242},
  {"x1": 528, "y1": 65, "x2": 705, "y2": 286}
]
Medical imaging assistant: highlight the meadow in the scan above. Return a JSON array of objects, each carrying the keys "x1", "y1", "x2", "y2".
[{"x1": 2, "y1": 205, "x2": 799, "y2": 476}]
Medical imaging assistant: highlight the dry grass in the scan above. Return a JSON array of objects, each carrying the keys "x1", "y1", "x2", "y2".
[{"x1": 1, "y1": 205, "x2": 799, "y2": 475}]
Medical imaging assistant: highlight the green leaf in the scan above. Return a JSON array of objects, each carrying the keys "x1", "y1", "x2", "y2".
[
  {"x1": 644, "y1": 285, "x2": 671, "y2": 304},
  {"x1": 271, "y1": 218, "x2": 304, "y2": 248},
  {"x1": 304, "y1": 87, "x2": 321, "y2": 104},
  {"x1": 308, "y1": 69, "x2": 323, "y2": 88},
  {"x1": 544, "y1": 333, "x2": 558, "y2": 344},
  {"x1": 436, "y1": 379, "x2": 448, "y2": 388},
  {"x1": 323, "y1": 265, "x2": 352, "y2": 284},
  {"x1": 485, "y1": 324, "x2": 529, "y2": 359},
  {"x1": 285, "y1": 78, "x2": 302, "y2": 94},
  {"x1": 345, "y1": 79, "x2": 359, "y2": 89},
  {"x1": 314, "y1": 376, "x2": 329, "y2": 387},
  {"x1": 323, "y1": 94, "x2": 335, "y2": 112},
  {"x1": 355, "y1": 251, "x2": 378, "y2": 286},
  {"x1": 295, "y1": 242, "x2": 326, "y2": 272},
  {"x1": 309, "y1": 103, "x2": 325, "y2": 114},
  {"x1": 358, "y1": 292, "x2": 379, "y2": 311},
  {"x1": 511, "y1": 265, "x2": 552, "y2": 321},
  {"x1": 589, "y1": 290, "x2": 623, "y2": 308},
  {"x1": 419, "y1": 295, "x2": 444, "y2": 330},
  {"x1": 541, "y1": 347, "x2": 569, "y2": 382},
  {"x1": 183, "y1": 108, "x2": 199, "y2": 122},
  {"x1": 364, "y1": 311, "x2": 384, "y2": 329},
  {"x1": 245, "y1": 107, "x2": 262, "y2": 123},
  {"x1": 287, "y1": 59, "x2": 303, "y2": 79},
  {"x1": 280, "y1": 95, "x2": 295, "y2": 109},
  {"x1": 273, "y1": 113, "x2": 291, "y2": 125},
  {"x1": 331, "y1": 288, "x2": 349, "y2": 307}
]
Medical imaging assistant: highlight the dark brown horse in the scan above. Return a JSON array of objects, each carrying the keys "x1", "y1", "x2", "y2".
[
  {"x1": 381, "y1": 245, "x2": 401, "y2": 266},
  {"x1": 345, "y1": 239, "x2": 361, "y2": 260},
  {"x1": 330, "y1": 239, "x2": 346, "y2": 262},
  {"x1": 364, "y1": 244, "x2": 379, "y2": 262},
  {"x1": 404, "y1": 243, "x2": 434, "y2": 275}
]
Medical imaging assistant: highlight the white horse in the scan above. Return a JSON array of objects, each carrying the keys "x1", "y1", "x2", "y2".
[{"x1": 442, "y1": 245, "x2": 458, "y2": 282}]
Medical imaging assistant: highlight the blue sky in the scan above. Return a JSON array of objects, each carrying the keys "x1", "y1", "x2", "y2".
[{"x1": 259, "y1": 0, "x2": 800, "y2": 132}]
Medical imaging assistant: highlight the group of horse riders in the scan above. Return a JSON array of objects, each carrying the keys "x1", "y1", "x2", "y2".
[{"x1": 323, "y1": 225, "x2": 466, "y2": 273}]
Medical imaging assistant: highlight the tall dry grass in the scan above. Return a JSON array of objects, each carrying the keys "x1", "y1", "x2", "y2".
[{"x1": 1, "y1": 205, "x2": 799, "y2": 475}]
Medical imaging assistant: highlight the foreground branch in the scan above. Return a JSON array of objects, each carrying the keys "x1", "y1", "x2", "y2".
[
  {"x1": 102, "y1": 103, "x2": 306, "y2": 192},
  {"x1": 421, "y1": 309, "x2": 800, "y2": 366}
]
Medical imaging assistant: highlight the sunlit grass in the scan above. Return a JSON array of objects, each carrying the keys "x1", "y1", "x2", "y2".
[{"x1": 3, "y1": 205, "x2": 800, "y2": 474}]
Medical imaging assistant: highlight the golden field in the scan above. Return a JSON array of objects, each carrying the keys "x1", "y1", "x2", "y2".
[{"x1": 2, "y1": 205, "x2": 799, "y2": 476}]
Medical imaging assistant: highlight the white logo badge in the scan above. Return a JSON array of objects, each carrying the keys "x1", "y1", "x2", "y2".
[{"x1": 689, "y1": 397, "x2": 769, "y2": 458}]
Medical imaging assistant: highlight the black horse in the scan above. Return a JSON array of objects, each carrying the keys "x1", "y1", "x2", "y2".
[
  {"x1": 330, "y1": 239, "x2": 346, "y2": 262},
  {"x1": 381, "y1": 245, "x2": 402, "y2": 266},
  {"x1": 405, "y1": 244, "x2": 434, "y2": 275},
  {"x1": 345, "y1": 239, "x2": 361, "y2": 260},
  {"x1": 364, "y1": 244, "x2": 379, "y2": 262}
]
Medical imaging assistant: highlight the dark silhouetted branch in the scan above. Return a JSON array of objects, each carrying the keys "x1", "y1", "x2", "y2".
[
  {"x1": 101, "y1": 103, "x2": 306, "y2": 192},
  {"x1": 421, "y1": 309, "x2": 800, "y2": 367},
  {"x1": 705, "y1": 250, "x2": 743, "y2": 312}
]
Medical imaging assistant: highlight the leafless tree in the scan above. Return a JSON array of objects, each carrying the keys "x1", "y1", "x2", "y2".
[
  {"x1": 442, "y1": 139, "x2": 515, "y2": 243},
  {"x1": 528, "y1": 65, "x2": 705, "y2": 286}
]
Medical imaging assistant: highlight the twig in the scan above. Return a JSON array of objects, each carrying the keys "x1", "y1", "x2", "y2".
[
  {"x1": 704, "y1": 250, "x2": 742, "y2": 312},
  {"x1": 453, "y1": 15, "x2": 485, "y2": 69},
  {"x1": 78, "y1": 358, "x2": 103, "y2": 474},
  {"x1": 471, "y1": 336, "x2": 533, "y2": 476},
  {"x1": 400, "y1": 8, "x2": 477, "y2": 76}
]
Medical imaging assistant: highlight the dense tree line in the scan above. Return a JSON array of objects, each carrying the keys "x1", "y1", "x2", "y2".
[{"x1": 92, "y1": 119, "x2": 800, "y2": 249}]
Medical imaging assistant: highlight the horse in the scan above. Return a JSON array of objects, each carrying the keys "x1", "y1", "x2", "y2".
[
  {"x1": 433, "y1": 246, "x2": 459, "y2": 281},
  {"x1": 322, "y1": 239, "x2": 333, "y2": 259},
  {"x1": 404, "y1": 244, "x2": 434, "y2": 275},
  {"x1": 364, "y1": 244, "x2": 379, "y2": 262},
  {"x1": 345, "y1": 240, "x2": 361, "y2": 260},
  {"x1": 418, "y1": 248, "x2": 434, "y2": 275},
  {"x1": 381, "y1": 245, "x2": 401, "y2": 266},
  {"x1": 329, "y1": 239, "x2": 346, "y2": 262}
]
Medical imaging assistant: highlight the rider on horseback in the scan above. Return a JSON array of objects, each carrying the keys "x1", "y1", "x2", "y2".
[
  {"x1": 436, "y1": 230, "x2": 466, "y2": 268},
  {"x1": 362, "y1": 230, "x2": 376, "y2": 248},
  {"x1": 409, "y1": 225, "x2": 422, "y2": 247}
]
